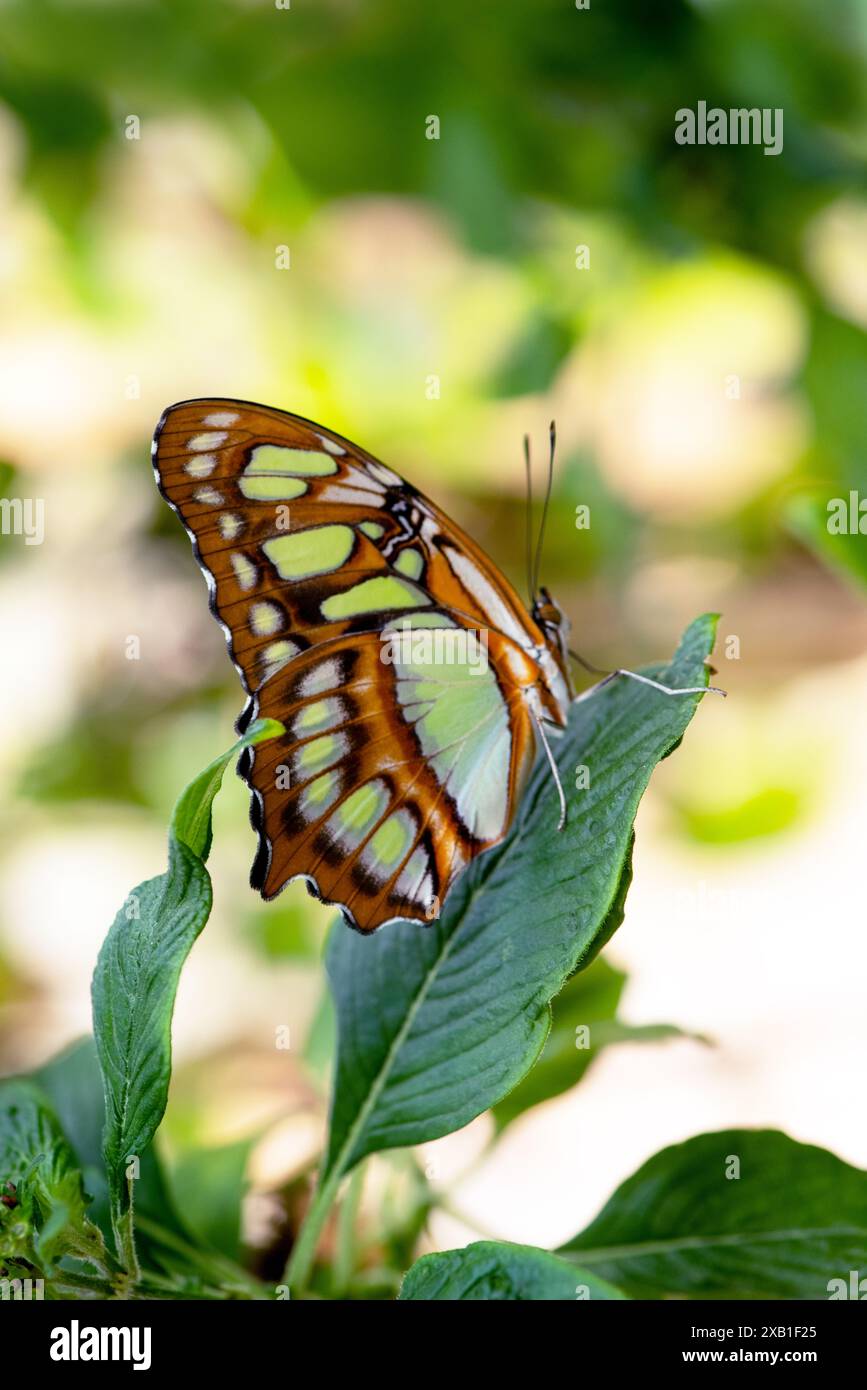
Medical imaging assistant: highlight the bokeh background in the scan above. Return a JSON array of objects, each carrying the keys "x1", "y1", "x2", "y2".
[{"x1": 1, "y1": 0, "x2": 866, "y2": 1285}]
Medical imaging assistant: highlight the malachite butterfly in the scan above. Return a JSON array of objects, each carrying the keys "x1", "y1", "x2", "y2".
[{"x1": 153, "y1": 398, "x2": 575, "y2": 933}]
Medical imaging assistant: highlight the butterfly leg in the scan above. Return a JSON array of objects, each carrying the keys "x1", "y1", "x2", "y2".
[
  {"x1": 568, "y1": 644, "x2": 725, "y2": 699},
  {"x1": 573, "y1": 667, "x2": 726, "y2": 703},
  {"x1": 530, "y1": 707, "x2": 567, "y2": 831}
]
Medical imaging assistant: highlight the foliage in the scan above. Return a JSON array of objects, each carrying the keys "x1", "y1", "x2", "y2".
[
  {"x1": 2, "y1": 615, "x2": 862, "y2": 1299},
  {"x1": 1, "y1": 0, "x2": 865, "y2": 1306},
  {"x1": 558, "y1": 1129, "x2": 867, "y2": 1299}
]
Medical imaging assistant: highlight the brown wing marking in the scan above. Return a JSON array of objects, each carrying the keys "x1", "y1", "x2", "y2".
[{"x1": 243, "y1": 631, "x2": 535, "y2": 932}]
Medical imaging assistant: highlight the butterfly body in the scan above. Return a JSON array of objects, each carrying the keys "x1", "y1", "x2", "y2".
[{"x1": 153, "y1": 399, "x2": 572, "y2": 932}]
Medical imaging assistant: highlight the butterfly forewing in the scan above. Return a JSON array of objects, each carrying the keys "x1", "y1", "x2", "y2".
[{"x1": 153, "y1": 398, "x2": 568, "y2": 932}]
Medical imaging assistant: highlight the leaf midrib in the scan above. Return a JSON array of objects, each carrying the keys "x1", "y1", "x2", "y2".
[
  {"x1": 326, "y1": 656, "x2": 704, "y2": 1181},
  {"x1": 327, "y1": 921, "x2": 461, "y2": 1180},
  {"x1": 570, "y1": 1224, "x2": 867, "y2": 1264},
  {"x1": 326, "y1": 790, "x2": 553, "y2": 1178},
  {"x1": 108, "y1": 873, "x2": 169, "y2": 1176},
  {"x1": 108, "y1": 855, "x2": 205, "y2": 1168}
]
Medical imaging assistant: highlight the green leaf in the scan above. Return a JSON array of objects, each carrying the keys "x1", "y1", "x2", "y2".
[
  {"x1": 491, "y1": 955, "x2": 696, "y2": 1132},
  {"x1": 323, "y1": 617, "x2": 717, "y2": 1179},
  {"x1": 91, "y1": 718, "x2": 283, "y2": 1267},
  {"x1": 0, "y1": 1079, "x2": 107, "y2": 1276},
  {"x1": 559, "y1": 1129, "x2": 867, "y2": 1299},
  {"x1": 34, "y1": 1037, "x2": 189, "y2": 1250},
  {"x1": 285, "y1": 619, "x2": 716, "y2": 1293},
  {"x1": 399, "y1": 1240, "x2": 626, "y2": 1301}
]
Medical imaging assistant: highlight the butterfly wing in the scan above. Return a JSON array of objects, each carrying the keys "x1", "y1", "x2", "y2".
[
  {"x1": 153, "y1": 398, "x2": 569, "y2": 931},
  {"x1": 241, "y1": 627, "x2": 538, "y2": 929}
]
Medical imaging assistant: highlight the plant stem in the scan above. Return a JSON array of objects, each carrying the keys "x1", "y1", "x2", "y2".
[
  {"x1": 132, "y1": 1213, "x2": 269, "y2": 1299},
  {"x1": 64, "y1": 1228, "x2": 115, "y2": 1282},
  {"x1": 111, "y1": 1180, "x2": 140, "y2": 1296},
  {"x1": 283, "y1": 1165, "x2": 343, "y2": 1295},
  {"x1": 50, "y1": 1269, "x2": 117, "y2": 1298}
]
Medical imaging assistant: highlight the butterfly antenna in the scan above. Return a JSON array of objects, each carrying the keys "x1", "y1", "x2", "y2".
[
  {"x1": 523, "y1": 433, "x2": 534, "y2": 605},
  {"x1": 531, "y1": 708, "x2": 567, "y2": 831},
  {"x1": 531, "y1": 420, "x2": 556, "y2": 600},
  {"x1": 568, "y1": 647, "x2": 727, "y2": 700}
]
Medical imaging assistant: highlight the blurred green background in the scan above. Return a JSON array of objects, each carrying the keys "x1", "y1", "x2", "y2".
[{"x1": 1, "y1": 0, "x2": 866, "y2": 1276}]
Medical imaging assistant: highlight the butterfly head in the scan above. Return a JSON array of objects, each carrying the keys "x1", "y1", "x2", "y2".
[
  {"x1": 531, "y1": 585, "x2": 564, "y2": 632},
  {"x1": 531, "y1": 585, "x2": 574, "y2": 714}
]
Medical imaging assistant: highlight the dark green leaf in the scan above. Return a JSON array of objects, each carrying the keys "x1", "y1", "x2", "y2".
[
  {"x1": 559, "y1": 1129, "x2": 867, "y2": 1299},
  {"x1": 399, "y1": 1240, "x2": 626, "y2": 1301},
  {"x1": 91, "y1": 719, "x2": 283, "y2": 1264},
  {"x1": 323, "y1": 616, "x2": 717, "y2": 1181}
]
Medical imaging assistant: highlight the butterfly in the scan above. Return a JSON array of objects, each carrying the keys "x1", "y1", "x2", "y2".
[{"x1": 153, "y1": 399, "x2": 573, "y2": 932}]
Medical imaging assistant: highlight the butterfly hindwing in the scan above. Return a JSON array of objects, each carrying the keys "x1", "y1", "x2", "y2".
[
  {"x1": 153, "y1": 398, "x2": 569, "y2": 931},
  {"x1": 240, "y1": 621, "x2": 540, "y2": 927}
]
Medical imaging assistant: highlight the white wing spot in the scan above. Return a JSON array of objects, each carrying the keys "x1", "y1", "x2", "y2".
[
  {"x1": 203, "y1": 411, "x2": 239, "y2": 427},
  {"x1": 395, "y1": 846, "x2": 430, "y2": 899},
  {"x1": 299, "y1": 659, "x2": 341, "y2": 696},
  {"x1": 194, "y1": 486, "x2": 224, "y2": 506},
  {"x1": 250, "y1": 602, "x2": 284, "y2": 636},
  {"x1": 317, "y1": 434, "x2": 347, "y2": 455},
  {"x1": 188, "y1": 432, "x2": 228, "y2": 451},
  {"x1": 367, "y1": 460, "x2": 401, "y2": 487},
  {"x1": 340, "y1": 464, "x2": 385, "y2": 496},
  {"x1": 260, "y1": 639, "x2": 300, "y2": 682},
  {"x1": 231, "y1": 553, "x2": 257, "y2": 591},
  {"x1": 318, "y1": 485, "x2": 383, "y2": 507},
  {"x1": 184, "y1": 454, "x2": 217, "y2": 478}
]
